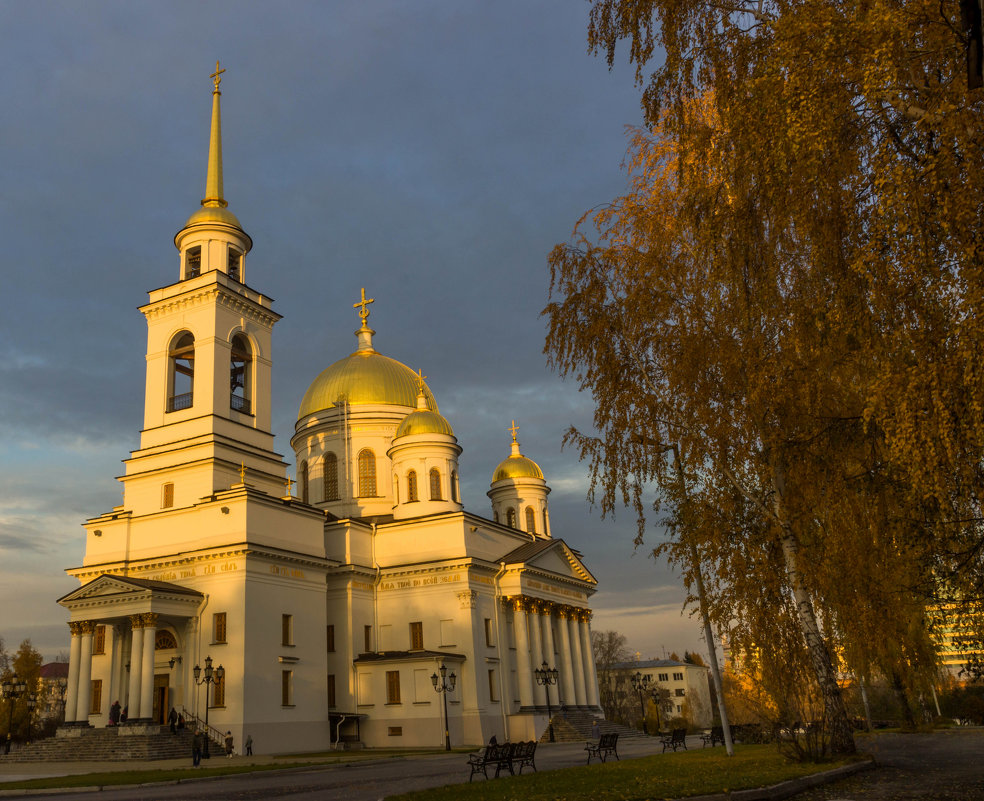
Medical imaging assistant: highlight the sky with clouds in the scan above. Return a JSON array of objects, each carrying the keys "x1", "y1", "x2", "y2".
[{"x1": 0, "y1": 1, "x2": 708, "y2": 663}]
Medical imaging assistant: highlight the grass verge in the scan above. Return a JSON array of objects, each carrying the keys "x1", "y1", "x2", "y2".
[{"x1": 388, "y1": 745, "x2": 863, "y2": 801}]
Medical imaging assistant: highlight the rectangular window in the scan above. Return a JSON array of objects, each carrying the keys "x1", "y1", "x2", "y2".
[
  {"x1": 409, "y1": 621, "x2": 423, "y2": 650},
  {"x1": 327, "y1": 624, "x2": 335, "y2": 653},
  {"x1": 186, "y1": 247, "x2": 201, "y2": 279},
  {"x1": 364, "y1": 625, "x2": 372, "y2": 653},
  {"x1": 213, "y1": 612, "x2": 227, "y2": 644},
  {"x1": 484, "y1": 618, "x2": 494, "y2": 647},
  {"x1": 673, "y1": 672, "x2": 684, "y2": 681},
  {"x1": 90, "y1": 679, "x2": 102, "y2": 715},
  {"x1": 162, "y1": 482, "x2": 174, "y2": 509},
  {"x1": 282, "y1": 614, "x2": 293, "y2": 646},
  {"x1": 93, "y1": 625, "x2": 106, "y2": 655},
  {"x1": 675, "y1": 688, "x2": 686, "y2": 696},
  {"x1": 488, "y1": 669, "x2": 498, "y2": 702},
  {"x1": 658, "y1": 673, "x2": 668, "y2": 682},
  {"x1": 228, "y1": 249, "x2": 241, "y2": 282},
  {"x1": 327, "y1": 674, "x2": 336, "y2": 708},
  {"x1": 388, "y1": 726, "x2": 403, "y2": 736},
  {"x1": 386, "y1": 670, "x2": 401, "y2": 704},
  {"x1": 212, "y1": 674, "x2": 225, "y2": 707},
  {"x1": 282, "y1": 670, "x2": 293, "y2": 706}
]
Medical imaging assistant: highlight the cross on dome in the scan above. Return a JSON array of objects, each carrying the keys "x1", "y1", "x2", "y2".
[
  {"x1": 508, "y1": 420, "x2": 519, "y2": 442},
  {"x1": 354, "y1": 288, "x2": 375, "y2": 326}
]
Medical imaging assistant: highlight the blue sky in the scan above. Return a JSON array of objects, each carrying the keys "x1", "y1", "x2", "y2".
[{"x1": 0, "y1": 0, "x2": 706, "y2": 662}]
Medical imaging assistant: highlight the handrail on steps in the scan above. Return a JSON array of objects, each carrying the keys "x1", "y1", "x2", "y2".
[{"x1": 179, "y1": 706, "x2": 225, "y2": 749}]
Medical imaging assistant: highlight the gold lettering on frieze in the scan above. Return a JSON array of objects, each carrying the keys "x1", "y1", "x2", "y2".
[
  {"x1": 474, "y1": 576, "x2": 493, "y2": 586},
  {"x1": 269, "y1": 565, "x2": 305, "y2": 579},
  {"x1": 180, "y1": 568, "x2": 197, "y2": 578},
  {"x1": 351, "y1": 581, "x2": 373, "y2": 591},
  {"x1": 151, "y1": 572, "x2": 178, "y2": 582}
]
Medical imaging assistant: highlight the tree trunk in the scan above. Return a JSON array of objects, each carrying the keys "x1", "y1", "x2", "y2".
[
  {"x1": 892, "y1": 671, "x2": 916, "y2": 728},
  {"x1": 858, "y1": 674, "x2": 873, "y2": 732},
  {"x1": 774, "y1": 505, "x2": 856, "y2": 755}
]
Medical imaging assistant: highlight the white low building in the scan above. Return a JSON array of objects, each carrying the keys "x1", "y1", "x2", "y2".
[{"x1": 55, "y1": 68, "x2": 601, "y2": 753}]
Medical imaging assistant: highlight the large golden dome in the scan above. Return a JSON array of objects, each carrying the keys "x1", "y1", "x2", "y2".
[{"x1": 299, "y1": 349, "x2": 438, "y2": 419}]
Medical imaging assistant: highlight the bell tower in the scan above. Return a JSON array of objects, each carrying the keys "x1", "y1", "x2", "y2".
[{"x1": 122, "y1": 64, "x2": 288, "y2": 514}]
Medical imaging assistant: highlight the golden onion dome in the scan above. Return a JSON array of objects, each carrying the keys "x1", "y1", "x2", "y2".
[
  {"x1": 299, "y1": 349, "x2": 438, "y2": 419},
  {"x1": 395, "y1": 408, "x2": 455, "y2": 438},
  {"x1": 183, "y1": 204, "x2": 244, "y2": 230},
  {"x1": 493, "y1": 454, "x2": 544, "y2": 482}
]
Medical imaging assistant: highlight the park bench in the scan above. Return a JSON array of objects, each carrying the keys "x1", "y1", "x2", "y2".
[
  {"x1": 585, "y1": 731, "x2": 619, "y2": 764},
  {"x1": 700, "y1": 725, "x2": 725, "y2": 747},
  {"x1": 509, "y1": 740, "x2": 537, "y2": 774},
  {"x1": 467, "y1": 741, "x2": 537, "y2": 781},
  {"x1": 660, "y1": 728, "x2": 688, "y2": 752},
  {"x1": 467, "y1": 742, "x2": 513, "y2": 781}
]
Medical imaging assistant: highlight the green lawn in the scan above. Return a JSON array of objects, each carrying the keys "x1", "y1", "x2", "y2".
[{"x1": 388, "y1": 745, "x2": 863, "y2": 801}]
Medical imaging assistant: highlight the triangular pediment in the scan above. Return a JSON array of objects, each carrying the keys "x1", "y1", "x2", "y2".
[
  {"x1": 58, "y1": 573, "x2": 203, "y2": 607},
  {"x1": 501, "y1": 539, "x2": 597, "y2": 585}
]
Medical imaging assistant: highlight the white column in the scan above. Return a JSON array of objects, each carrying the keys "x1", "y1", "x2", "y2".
[
  {"x1": 556, "y1": 610, "x2": 576, "y2": 706},
  {"x1": 529, "y1": 603, "x2": 546, "y2": 707},
  {"x1": 580, "y1": 615, "x2": 601, "y2": 708},
  {"x1": 74, "y1": 622, "x2": 94, "y2": 725},
  {"x1": 569, "y1": 614, "x2": 587, "y2": 706},
  {"x1": 139, "y1": 613, "x2": 158, "y2": 722},
  {"x1": 540, "y1": 606, "x2": 558, "y2": 708},
  {"x1": 64, "y1": 622, "x2": 83, "y2": 725},
  {"x1": 511, "y1": 600, "x2": 534, "y2": 709},
  {"x1": 127, "y1": 616, "x2": 145, "y2": 720}
]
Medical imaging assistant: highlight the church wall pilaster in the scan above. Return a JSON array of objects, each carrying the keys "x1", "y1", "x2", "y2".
[
  {"x1": 509, "y1": 599, "x2": 534, "y2": 708},
  {"x1": 64, "y1": 622, "x2": 84, "y2": 725},
  {"x1": 579, "y1": 612, "x2": 600, "y2": 708}
]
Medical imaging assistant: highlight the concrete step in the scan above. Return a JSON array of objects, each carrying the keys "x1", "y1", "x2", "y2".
[{"x1": 0, "y1": 727, "x2": 200, "y2": 762}]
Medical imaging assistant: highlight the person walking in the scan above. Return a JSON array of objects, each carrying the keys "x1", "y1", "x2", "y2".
[
  {"x1": 244, "y1": 733, "x2": 253, "y2": 756},
  {"x1": 192, "y1": 729, "x2": 204, "y2": 767},
  {"x1": 224, "y1": 730, "x2": 234, "y2": 758},
  {"x1": 109, "y1": 700, "x2": 121, "y2": 727},
  {"x1": 168, "y1": 707, "x2": 178, "y2": 734}
]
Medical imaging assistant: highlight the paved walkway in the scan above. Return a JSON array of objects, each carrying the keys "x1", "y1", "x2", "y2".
[{"x1": 795, "y1": 729, "x2": 984, "y2": 800}]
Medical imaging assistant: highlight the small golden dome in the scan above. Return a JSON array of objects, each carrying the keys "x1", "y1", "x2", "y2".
[
  {"x1": 395, "y1": 409, "x2": 455, "y2": 438},
  {"x1": 182, "y1": 205, "x2": 244, "y2": 229},
  {"x1": 493, "y1": 454, "x2": 544, "y2": 482},
  {"x1": 299, "y1": 350, "x2": 438, "y2": 419}
]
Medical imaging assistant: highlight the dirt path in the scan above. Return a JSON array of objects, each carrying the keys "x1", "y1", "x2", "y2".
[{"x1": 794, "y1": 729, "x2": 984, "y2": 800}]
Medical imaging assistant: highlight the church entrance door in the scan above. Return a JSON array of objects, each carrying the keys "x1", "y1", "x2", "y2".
[{"x1": 152, "y1": 674, "x2": 169, "y2": 724}]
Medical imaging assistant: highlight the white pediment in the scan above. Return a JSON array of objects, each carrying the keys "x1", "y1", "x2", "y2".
[{"x1": 514, "y1": 540, "x2": 597, "y2": 585}]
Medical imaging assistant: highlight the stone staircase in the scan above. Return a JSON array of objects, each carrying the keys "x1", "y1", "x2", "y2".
[
  {"x1": 0, "y1": 726, "x2": 206, "y2": 762},
  {"x1": 538, "y1": 708, "x2": 651, "y2": 743}
]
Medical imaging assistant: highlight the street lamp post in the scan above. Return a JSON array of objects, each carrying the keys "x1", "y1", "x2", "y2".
[
  {"x1": 534, "y1": 662, "x2": 560, "y2": 742},
  {"x1": 430, "y1": 663, "x2": 456, "y2": 751},
  {"x1": 25, "y1": 694, "x2": 36, "y2": 743},
  {"x1": 193, "y1": 656, "x2": 225, "y2": 759},
  {"x1": 630, "y1": 672, "x2": 651, "y2": 735},
  {"x1": 2, "y1": 675, "x2": 28, "y2": 755},
  {"x1": 649, "y1": 685, "x2": 664, "y2": 733}
]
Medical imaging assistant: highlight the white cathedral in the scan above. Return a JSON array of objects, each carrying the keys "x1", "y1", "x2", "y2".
[{"x1": 55, "y1": 69, "x2": 601, "y2": 754}]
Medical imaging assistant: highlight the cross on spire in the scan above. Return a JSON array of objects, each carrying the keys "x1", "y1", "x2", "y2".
[
  {"x1": 416, "y1": 368, "x2": 427, "y2": 394},
  {"x1": 508, "y1": 420, "x2": 519, "y2": 442},
  {"x1": 239, "y1": 462, "x2": 247, "y2": 483},
  {"x1": 211, "y1": 61, "x2": 226, "y2": 93},
  {"x1": 354, "y1": 287, "x2": 375, "y2": 326},
  {"x1": 285, "y1": 474, "x2": 294, "y2": 496}
]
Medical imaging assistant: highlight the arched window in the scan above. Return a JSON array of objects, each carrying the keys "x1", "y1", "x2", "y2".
[
  {"x1": 543, "y1": 509, "x2": 549, "y2": 535},
  {"x1": 429, "y1": 468, "x2": 442, "y2": 500},
  {"x1": 299, "y1": 461, "x2": 309, "y2": 503},
  {"x1": 525, "y1": 506, "x2": 536, "y2": 534},
  {"x1": 227, "y1": 248, "x2": 242, "y2": 282},
  {"x1": 155, "y1": 630, "x2": 177, "y2": 650},
  {"x1": 230, "y1": 334, "x2": 252, "y2": 414},
  {"x1": 167, "y1": 332, "x2": 195, "y2": 412},
  {"x1": 358, "y1": 449, "x2": 377, "y2": 497},
  {"x1": 493, "y1": 510, "x2": 499, "y2": 523},
  {"x1": 323, "y1": 453, "x2": 338, "y2": 501},
  {"x1": 506, "y1": 507, "x2": 517, "y2": 528},
  {"x1": 450, "y1": 471, "x2": 458, "y2": 503},
  {"x1": 185, "y1": 246, "x2": 201, "y2": 280},
  {"x1": 407, "y1": 470, "x2": 418, "y2": 502}
]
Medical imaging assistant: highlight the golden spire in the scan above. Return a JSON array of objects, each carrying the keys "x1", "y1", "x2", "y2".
[{"x1": 202, "y1": 61, "x2": 228, "y2": 209}]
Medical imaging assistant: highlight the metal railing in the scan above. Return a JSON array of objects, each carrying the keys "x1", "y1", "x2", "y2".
[
  {"x1": 230, "y1": 395, "x2": 251, "y2": 414},
  {"x1": 166, "y1": 393, "x2": 193, "y2": 412},
  {"x1": 179, "y1": 706, "x2": 224, "y2": 751}
]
